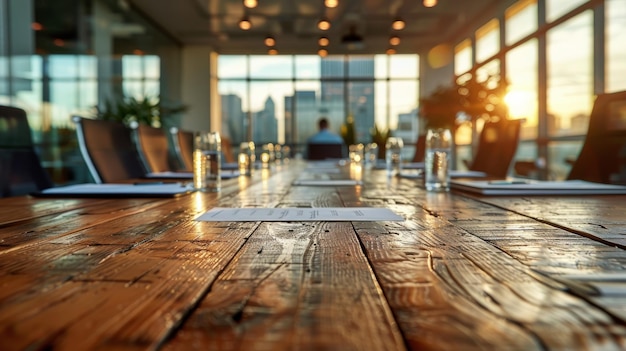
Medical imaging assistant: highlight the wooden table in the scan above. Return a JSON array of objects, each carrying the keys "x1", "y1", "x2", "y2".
[{"x1": 2, "y1": 162, "x2": 626, "y2": 350}]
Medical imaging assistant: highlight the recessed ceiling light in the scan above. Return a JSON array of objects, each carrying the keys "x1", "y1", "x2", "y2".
[
  {"x1": 325, "y1": 0, "x2": 339, "y2": 8},
  {"x1": 318, "y1": 18, "x2": 331, "y2": 31},
  {"x1": 423, "y1": 0, "x2": 437, "y2": 7},
  {"x1": 264, "y1": 36, "x2": 276, "y2": 47},
  {"x1": 318, "y1": 48, "x2": 328, "y2": 57},
  {"x1": 318, "y1": 37, "x2": 330, "y2": 46},
  {"x1": 243, "y1": 0, "x2": 257, "y2": 9},
  {"x1": 268, "y1": 48, "x2": 278, "y2": 55},
  {"x1": 389, "y1": 35, "x2": 400, "y2": 46},
  {"x1": 239, "y1": 16, "x2": 252, "y2": 30},
  {"x1": 386, "y1": 48, "x2": 397, "y2": 55},
  {"x1": 392, "y1": 18, "x2": 405, "y2": 30}
]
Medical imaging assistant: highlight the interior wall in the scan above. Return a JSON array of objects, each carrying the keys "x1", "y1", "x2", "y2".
[{"x1": 181, "y1": 45, "x2": 212, "y2": 132}]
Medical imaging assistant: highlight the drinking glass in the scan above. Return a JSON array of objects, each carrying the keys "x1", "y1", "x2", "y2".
[
  {"x1": 424, "y1": 128, "x2": 452, "y2": 192},
  {"x1": 238, "y1": 141, "x2": 255, "y2": 176},
  {"x1": 385, "y1": 137, "x2": 404, "y2": 177},
  {"x1": 193, "y1": 131, "x2": 221, "y2": 192}
]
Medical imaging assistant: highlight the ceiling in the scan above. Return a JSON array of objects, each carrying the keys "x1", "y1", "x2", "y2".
[{"x1": 127, "y1": 0, "x2": 504, "y2": 56}]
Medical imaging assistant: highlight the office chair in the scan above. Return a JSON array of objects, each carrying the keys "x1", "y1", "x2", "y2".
[
  {"x1": 306, "y1": 143, "x2": 345, "y2": 160},
  {"x1": 0, "y1": 105, "x2": 54, "y2": 197},
  {"x1": 170, "y1": 127, "x2": 194, "y2": 171},
  {"x1": 73, "y1": 116, "x2": 147, "y2": 183},
  {"x1": 132, "y1": 123, "x2": 172, "y2": 173},
  {"x1": 568, "y1": 90, "x2": 626, "y2": 184},
  {"x1": 464, "y1": 118, "x2": 522, "y2": 178}
]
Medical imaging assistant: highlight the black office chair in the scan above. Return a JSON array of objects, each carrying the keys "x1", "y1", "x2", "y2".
[
  {"x1": 568, "y1": 90, "x2": 626, "y2": 184},
  {"x1": 0, "y1": 105, "x2": 54, "y2": 197},
  {"x1": 306, "y1": 143, "x2": 345, "y2": 160},
  {"x1": 464, "y1": 118, "x2": 522, "y2": 178},
  {"x1": 73, "y1": 116, "x2": 147, "y2": 183}
]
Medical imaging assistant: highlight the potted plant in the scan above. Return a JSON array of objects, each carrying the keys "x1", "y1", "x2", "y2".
[{"x1": 94, "y1": 95, "x2": 187, "y2": 128}]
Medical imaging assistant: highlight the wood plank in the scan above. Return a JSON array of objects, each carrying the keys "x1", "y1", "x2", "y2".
[{"x1": 163, "y1": 220, "x2": 405, "y2": 351}]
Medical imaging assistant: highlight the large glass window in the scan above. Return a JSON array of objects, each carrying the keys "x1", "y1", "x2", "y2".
[
  {"x1": 475, "y1": 19, "x2": 500, "y2": 63},
  {"x1": 546, "y1": 12, "x2": 593, "y2": 137},
  {"x1": 217, "y1": 54, "x2": 419, "y2": 156},
  {"x1": 506, "y1": 40, "x2": 538, "y2": 140},
  {"x1": 454, "y1": 39, "x2": 472, "y2": 76},
  {"x1": 546, "y1": 11, "x2": 593, "y2": 178},
  {"x1": 606, "y1": 0, "x2": 626, "y2": 92},
  {"x1": 546, "y1": 0, "x2": 588, "y2": 22},
  {"x1": 505, "y1": 0, "x2": 537, "y2": 45}
]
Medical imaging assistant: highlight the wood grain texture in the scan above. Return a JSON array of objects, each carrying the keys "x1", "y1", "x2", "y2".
[{"x1": 2, "y1": 163, "x2": 626, "y2": 350}]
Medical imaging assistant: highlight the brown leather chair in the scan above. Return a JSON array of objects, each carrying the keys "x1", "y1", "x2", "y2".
[
  {"x1": 132, "y1": 123, "x2": 172, "y2": 173},
  {"x1": 568, "y1": 90, "x2": 626, "y2": 184},
  {"x1": 412, "y1": 135, "x2": 426, "y2": 163},
  {"x1": 0, "y1": 105, "x2": 54, "y2": 196},
  {"x1": 73, "y1": 116, "x2": 147, "y2": 183},
  {"x1": 464, "y1": 118, "x2": 522, "y2": 178},
  {"x1": 170, "y1": 127, "x2": 194, "y2": 171}
]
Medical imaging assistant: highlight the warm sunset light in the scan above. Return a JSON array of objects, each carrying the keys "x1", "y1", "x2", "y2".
[{"x1": 505, "y1": 90, "x2": 535, "y2": 120}]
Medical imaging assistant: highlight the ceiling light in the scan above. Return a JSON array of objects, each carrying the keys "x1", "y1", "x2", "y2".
[
  {"x1": 392, "y1": 18, "x2": 405, "y2": 30},
  {"x1": 318, "y1": 48, "x2": 328, "y2": 57},
  {"x1": 423, "y1": 0, "x2": 437, "y2": 7},
  {"x1": 243, "y1": 0, "x2": 257, "y2": 8},
  {"x1": 268, "y1": 48, "x2": 278, "y2": 55},
  {"x1": 389, "y1": 35, "x2": 400, "y2": 46},
  {"x1": 239, "y1": 16, "x2": 252, "y2": 30},
  {"x1": 325, "y1": 0, "x2": 339, "y2": 8},
  {"x1": 386, "y1": 48, "x2": 397, "y2": 55},
  {"x1": 318, "y1": 37, "x2": 329, "y2": 46},
  {"x1": 264, "y1": 36, "x2": 276, "y2": 47},
  {"x1": 318, "y1": 18, "x2": 331, "y2": 31}
]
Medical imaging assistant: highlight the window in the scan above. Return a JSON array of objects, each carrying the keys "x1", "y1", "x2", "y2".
[
  {"x1": 454, "y1": 39, "x2": 472, "y2": 76},
  {"x1": 606, "y1": 0, "x2": 626, "y2": 92},
  {"x1": 546, "y1": 12, "x2": 593, "y2": 137},
  {"x1": 475, "y1": 19, "x2": 500, "y2": 63},
  {"x1": 505, "y1": 0, "x2": 537, "y2": 45},
  {"x1": 546, "y1": 0, "x2": 588, "y2": 23},
  {"x1": 506, "y1": 39, "x2": 538, "y2": 140},
  {"x1": 217, "y1": 54, "x2": 419, "y2": 155}
]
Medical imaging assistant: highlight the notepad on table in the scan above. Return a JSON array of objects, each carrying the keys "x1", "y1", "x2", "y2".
[
  {"x1": 34, "y1": 183, "x2": 195, "y2": 198},
  {"x1": 450, "y1": 179, "x2": 626, "y2": 195},
  {"x1": 146, "y1": 170, "x2": 240, "y2": 179}
]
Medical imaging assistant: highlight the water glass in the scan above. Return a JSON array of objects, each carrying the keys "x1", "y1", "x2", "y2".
[
  {"x1": 385, "y1": 137, "x2": 404, "y2": 177},
  {"x1": 365, "y1": 143, "x2": 378, "y2": 167},
  {"x1": 238, "y1": 141, "x2": 255, "y2": 176},
  {"x1": 349, "y1": 144, "x2": 364, "y2": 164},
  {"x1": 425, "y1": 128, "x2": 452, "y2": 192},
  {"x1": 193, "y1": 131, "x2": 221, "y2": 192}
]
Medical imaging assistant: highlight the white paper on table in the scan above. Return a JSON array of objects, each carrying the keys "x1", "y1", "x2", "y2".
[
  {"x1": 37, "y1": 183, "x2": 194, "y2": 197},
  {"x1": 195, "y1": 207, "x2": 404, "y2": 222},
  {"x1": 293, "y1": 179, "x2": 362, "y2": 186}
]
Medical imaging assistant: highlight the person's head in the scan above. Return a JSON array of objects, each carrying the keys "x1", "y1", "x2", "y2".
[{"x1": 318, "y1": 117, "x2": 329, "y2": 130}]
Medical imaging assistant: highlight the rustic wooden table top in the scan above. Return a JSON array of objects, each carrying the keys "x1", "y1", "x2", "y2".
[{"x1": 2, "y1": 161, "x2": 626, "y2": 351}]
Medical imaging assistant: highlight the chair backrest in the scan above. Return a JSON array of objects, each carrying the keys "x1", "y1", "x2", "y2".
[
  {"x1": 221, "y1": 136, "x2": 236, "y2": 164},
  {"x1": 306, "y1": 143, "x2": 345, "y2": 160},
  {"x1": 170, "y1": 128, "x2": 194, "y2": 171},
  {"x1": 132, "y1": 123, "x2": 172, "y2": 173},
  {"x1": 467, "y1": 118, "x2": 522, "y2": 178},
  {"x1": 412, "y1": 135, "x2": 426, "y2": 163},
  {"x1": 568, "y1": 90, "x2": 626, "y2": 184},
  {"x1": 0, "y1": 105, "x2": 54, "y2": 196},
  {"x1": 73, "y1": 116, "x2": 147, "y2": 183}
]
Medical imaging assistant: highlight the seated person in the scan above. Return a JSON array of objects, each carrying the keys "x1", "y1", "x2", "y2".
[{"x1": 306, "y1": 117, "x2": 345, "y2": 160}]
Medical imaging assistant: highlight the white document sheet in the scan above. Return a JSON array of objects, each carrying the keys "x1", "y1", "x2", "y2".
[
  {"x1": 195, "y1": 207, "x2": 404, "y2": 222},
  {"x1": 293, "y1": 179, "x2": 362, "y2": 186}
]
